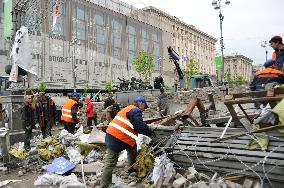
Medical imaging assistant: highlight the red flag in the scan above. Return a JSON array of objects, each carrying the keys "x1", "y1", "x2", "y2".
[{"x1": 52, "y1": 0, "x2": 59, "y2": 30}]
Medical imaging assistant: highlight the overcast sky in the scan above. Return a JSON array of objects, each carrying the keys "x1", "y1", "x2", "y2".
[{"x1": 120, "y1": 0, "x2": 283, "y2": 65}]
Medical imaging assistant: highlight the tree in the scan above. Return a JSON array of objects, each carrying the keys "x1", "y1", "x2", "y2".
[
  {"x1": 234, "y1": 75, "x2": 245, "y2": 85},
  {"x1": 184, "y1": 58, "x2": 199, "y2": 89},
  {"x1": 83, "y1": 83, "x2": 90, "y2": 94},
  {"x1": 132, "y1": 50, "x2": 154, "y2": 82},
  {"x1": 37, "y1": 82, "x2": 47, "y2": 92},
  {"x1": 225, "y1": 71, "x2": 233, "y2": 83},
  {"x1": 105, "y1": 81, "x2": 113, "y2": 93}
]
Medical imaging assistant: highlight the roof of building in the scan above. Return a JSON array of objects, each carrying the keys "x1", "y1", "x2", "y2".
[{"x1": 141, "y1": 6, "x2": 217, "y2": 42}]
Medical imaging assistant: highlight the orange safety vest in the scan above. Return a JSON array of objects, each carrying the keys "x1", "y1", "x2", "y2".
[
  {"x1": 256, "y1": 67, "x2": 284, "y2": 78},
  {"x1": 106, "y1": 105, "x2": 138, "y2": 147},
  {"x1": 61, "y1": 99, "x2": 79, "y2": 123}
]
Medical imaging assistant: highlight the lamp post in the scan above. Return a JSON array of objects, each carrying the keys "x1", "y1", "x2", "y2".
[
  {"x1": 261, "y1": 41, "x2": 268, "y2": 61},
  {"x1": 212, "y1": 0, "x2": 230, "y2": 83},
  {"x1": 70, "y1": 37, "x2": 80, "y2": 92}
]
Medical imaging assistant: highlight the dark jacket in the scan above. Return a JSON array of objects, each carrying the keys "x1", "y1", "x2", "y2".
[
  {"x1": 36, "y1": 97, "x2": 56, "y2": 126},
  {"x1": 105, "y1": 107, "x2": 153, "y2": 152},
  {"x1": 21, "y1": 104, "x2": 37, "y2": 130},
  {"x1": 157, "y1": 93, "x2": 169, "y2": 111}
]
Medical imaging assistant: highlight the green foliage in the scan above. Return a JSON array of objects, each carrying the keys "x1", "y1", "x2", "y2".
[
  {"x1": 105, "y1": 81, "x2": 113, "y2": 92},
  {"x1": 184, "y1": 58, "x2": 199, "y2": 89},
  {"x1": 132, "y1": 50, "x2": 154, "y2": 82},
  {"x1": 225, "y1": 72, "x2": 233, "y2": 83},
  {"x1": 83, "y1": 83, "x2": 90, "y2": 94},
  {"x1": 37, "y1": 82, "x2": 47, "y2": 92},
  {"x1": 234, "y1": 75, "x2": 245, "y2": 85}
]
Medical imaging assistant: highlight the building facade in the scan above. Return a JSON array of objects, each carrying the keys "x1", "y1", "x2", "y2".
[
  {"x1": 142, "y1": 7, "x2": 217, "y2": 76},
  {"x1": 224, "y1": 55, "x2": 253, "y2": 82},
  {"x1": 0, "y1": 0, "x2": 217, "y2": 90}
]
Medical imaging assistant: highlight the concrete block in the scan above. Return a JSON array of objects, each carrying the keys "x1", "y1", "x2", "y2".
[
  {"x1": 243, "y1": 178, "x2": 253, "y2": 188},
  {"x1": 173, "y1": 176, "x2": 187, "y2": 188}
]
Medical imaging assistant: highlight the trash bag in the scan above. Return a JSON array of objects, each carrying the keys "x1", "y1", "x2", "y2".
[
  {"x1": 133, "y1": 144, "x2": 154, "y2": 178},
  {"x1": 38, "y1": 137, "x2": 64, "y2": 161},
  {"x1": 256, "y1": 110, "x2": 279, "y2": 127},
  {"x1": 272, "y1": 98, "x2": 284, "y2": 125},
  {"x1": 9, "y1": 144, "x2": 28, "y2": 160},
  {"x1": 245, "y1": 125, "x2": 269, "y2": 151}
]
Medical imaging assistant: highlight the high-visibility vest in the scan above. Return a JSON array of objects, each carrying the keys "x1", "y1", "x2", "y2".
[
  {"x1": 106, "y1": 105, "x2": 138, "y2": 147},
  {"x1": 256, "y1": 67, "x2": 284, "y2": 78},
  {"x1": 61, "y1": 99, "x2": 78, "y2": 123}
]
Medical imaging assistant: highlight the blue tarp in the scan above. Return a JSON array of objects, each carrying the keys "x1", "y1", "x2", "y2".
[{"x1": 42, "y1": 157, "x2": 75, "y2": 175}]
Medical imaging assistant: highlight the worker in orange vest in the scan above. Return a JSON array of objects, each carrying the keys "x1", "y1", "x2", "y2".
[
  {"x1": 61, "y1": 93, "x2": 81, "y2": 134},
  {"x1": 100, "y1": 97, "x2": 155, "y2": 188},
  {"x1": 265, "y1": 36, "x2": 284, "y2": 72}
]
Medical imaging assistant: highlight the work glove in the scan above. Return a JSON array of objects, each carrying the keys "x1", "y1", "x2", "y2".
[{"x1": 35, "y1": 123, "x2": 40, "y2": 129}]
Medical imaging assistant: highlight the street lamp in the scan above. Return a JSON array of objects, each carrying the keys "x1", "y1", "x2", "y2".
[
  {"x1": 212, "y1": 0, "x2": 230, "y2": 83},
  {"x1": 70, "y1": 37, "x2": 80, "y2": 92},
  {"x1": 261, "y1": 41, "x2": 268, "y2": 61}
]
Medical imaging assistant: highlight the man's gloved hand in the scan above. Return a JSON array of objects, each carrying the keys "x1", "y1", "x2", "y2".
[{"x1": 35, "y1": 123, "x2": 40, "y2": 129}]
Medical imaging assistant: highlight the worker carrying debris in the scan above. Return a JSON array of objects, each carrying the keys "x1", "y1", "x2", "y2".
[
  {"x1": 61, "y1": 93, "x2": 81, "y2": 134},
  {"x1": 35, "y1": 92, "x2": 56, "y2": 139},
  {"x1": 100, "y1": 97, "x2": 156, "y2": 188}
]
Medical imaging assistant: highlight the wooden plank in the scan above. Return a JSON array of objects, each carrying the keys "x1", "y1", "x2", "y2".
[
  {"x1": 224, "y1": 97, "x2": 283, "y2": 105},
  {"x1": 171, "y1": 149, "x2": 284, "y2": 166},
  {"x1": 173, "y1": 145, "x2": 284, "y2": 160},
  {"x1": 181, "y1": 127, "x2": 245, "y2": 133},
  {"x1": 232, "y1": 91, "x2": 267, "y2": 99},
  {"x1": 175, "y1": 139, "x2": 284, "y2": 153},
  {"x1": 178, "y1": 134, "x2": 284, "y2": 142},
  {"x1": 211, "y1": 125, "x2": 284, "y2": 143},
  {"x1": 172, "y1": 155, "x2": 284, "y2": 175},
  {"x1": 177, "y1": 137, "x2": 284, "y2": 147}
]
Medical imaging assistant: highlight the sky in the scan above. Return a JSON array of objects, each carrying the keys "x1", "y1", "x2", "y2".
[{"x1": 120, "y1": 0, "x2": 283, "y2": 65}]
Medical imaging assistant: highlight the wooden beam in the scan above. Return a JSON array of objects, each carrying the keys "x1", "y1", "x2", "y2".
[{"x1": 210, "y1": 125, "x2": 284, "y2": 143}]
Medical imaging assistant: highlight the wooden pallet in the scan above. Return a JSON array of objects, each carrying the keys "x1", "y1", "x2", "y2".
[{"x1": 170, "y1": 127, "x2": 284, "y2": 183}]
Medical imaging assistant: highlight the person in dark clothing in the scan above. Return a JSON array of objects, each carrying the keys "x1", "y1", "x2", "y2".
[
  {"x1": 100, "y1": 97, "x2": 155, "y2": 188},
  {"x1": 157, "y1": 87, "x2": 169, "y2": 116},
  {"x1": 21, "y1": 95, "x2": 37, "y2": 151},
  {"x1": 61, "y1": 93, "x2": 80, "y2": 134},
  {"x1": 104, "y1": 92, "x2": 115, "y2": 109},
  {"x1": 36, "y1": 92, "x2": 56, "y2": 139}
]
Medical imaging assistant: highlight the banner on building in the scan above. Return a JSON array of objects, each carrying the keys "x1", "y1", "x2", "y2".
[
  {"x1": 3, "y1": 0, "x2": 13, "y2": 38},
  {"x1": 11, "y1": 26, "x2": 37, "y2": 75},
  {"x1": 9, "y1": 63, "x2": 18, "y2": 82},
  {"x1": 215, "y1": 56, "x2": 222, "y2": 71}
]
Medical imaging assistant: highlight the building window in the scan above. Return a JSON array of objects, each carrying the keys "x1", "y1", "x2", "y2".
[
  {"x1": 127, "y1": 24, "x2": 136, "y2": 61},
  {"x1": 111, "y1": 17, "x2": 122, "y2": 60},
  {"x1": 0, "y1": 1, "x2": 4, "y2": 23},
  {"x1": 94, "y1": 11, "x2": 106, "y2": 53},
  {"x1": 49, "y1": 0, "x2": 66, "y2": 36},
  {"x1": 141, "y1": 27, "x2": 148, "y2": 52},
  {"x1": 72, "y1": 3, "x2": 87, "y2": 41}
]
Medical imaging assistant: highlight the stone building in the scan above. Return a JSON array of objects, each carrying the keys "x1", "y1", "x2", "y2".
[
  {"x1": 141, "y1": 6, "x2": 217, "y2": 76},
  {"x1": 0, "y1": 0, "x2": 217, "y2": 90},
  {"x1": 224, "y1": 55, "x2": 253, "y2": 81}
]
